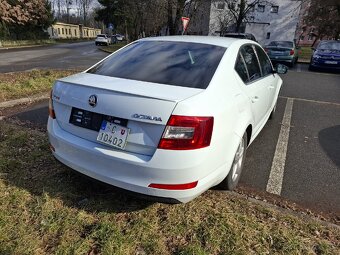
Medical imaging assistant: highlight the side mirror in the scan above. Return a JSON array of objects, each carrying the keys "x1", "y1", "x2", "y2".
[{"x1": 273, "y1": 64, "x2": 288, "y2": 74}]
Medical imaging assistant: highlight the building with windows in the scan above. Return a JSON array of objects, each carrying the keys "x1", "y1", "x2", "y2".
[
  {"x1": 47, "y1": 22, "x2": 101, "y2": 39},
  {"x1": 187, "y1": 0, "x2": 302, "y2": 45}
]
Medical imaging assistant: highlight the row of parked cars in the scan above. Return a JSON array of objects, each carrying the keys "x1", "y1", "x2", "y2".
[
  {"x1": 95, "y1": 34, "x2": 125, "y2": 46},
  {"x1": 223, "y1": 33, "x2": 340, "y2": 72}
]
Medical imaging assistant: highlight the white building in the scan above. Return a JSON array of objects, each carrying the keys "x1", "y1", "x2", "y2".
[{"x1": 188, "y1": 0, "x2": 302, "y2": 45}]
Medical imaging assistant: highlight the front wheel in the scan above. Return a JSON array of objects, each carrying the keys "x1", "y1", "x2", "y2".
[{"x1": 219, "y1": 133, "x2": 247, "y2": 190}]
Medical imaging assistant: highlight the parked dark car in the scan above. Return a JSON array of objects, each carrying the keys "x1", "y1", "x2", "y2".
[
  {"x1": 309, "y1": 40, "x2": 340, "y2": 71},
  {"x1": 264, "y1": 41, "x2": 299, "y2": 67},
  {"x1": 222, "y1": 33, "x2": 257, "y2": 42}
]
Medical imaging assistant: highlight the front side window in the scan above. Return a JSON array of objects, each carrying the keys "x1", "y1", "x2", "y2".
[
  {"x1": 88, "y1": 41, "x2": 226, "y2": 89},
  {"x1": 255, "y1": 45, "x2": 273, "y2": 76},
  {"x1": 238, "y1": 45, "x2": 262, "y2": 83}
]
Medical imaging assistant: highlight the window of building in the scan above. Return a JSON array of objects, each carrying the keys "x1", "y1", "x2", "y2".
[
  {"x1": 257, "y1": 4, "x2": 265, "y2": 12},
  {"x1": 310, "y1": 27, "x2": 315, "y2": 33},
  {"x1": 266, "y1": 32, "x2": 271, "y2": 39},
  {"x1": 270, "y1": 6, "x2": 279, "y2": 13},
  {"x1": 69, "y1": 29, "x2": 71, "y2": 35},
  {"x1": 58, "y1": 28, "x2": 60, "y2": 35},
  {"x1": 308, "y1": 34, "x2": 313, "y2": 41},
  {"x1": 300, "y1": 35, "x2": 305, "y2": 41},
  {"x1": 65, "y1": 28, "x2": 68, "y2": 35},
  {"x1": 217, "y1": 2, "x2": 225, "y2": 10},
  {"x1": 62, "y1": 28, "x2": 64, "y2": 34},
  {"x1": 75, "y1": 29, "x2": 77, "y2": 36}
]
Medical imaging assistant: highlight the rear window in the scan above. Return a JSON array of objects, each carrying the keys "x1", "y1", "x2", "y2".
[
  {"x1": 224, "y1": 34, "x2": 246, "y2": 39},
  {"x1": 97, "y1": 35, "x2": 105, "y2": 38},
  {"x1": 268, "y1": 41, "x2": 293, "y2": 48},
  {"x1": 87, "y1": 41, "x2": 226, "y2": 89},
  {"x1": 318, "y1": 41, "x2": 340, "y2": 50}
]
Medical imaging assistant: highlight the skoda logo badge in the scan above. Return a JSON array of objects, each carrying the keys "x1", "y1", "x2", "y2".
[{"x1": 88, "y1": 95, "x2": 97, "y2": 107}]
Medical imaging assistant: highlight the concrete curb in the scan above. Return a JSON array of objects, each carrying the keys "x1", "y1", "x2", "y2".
[
  {"x1": 0, "y1": 93, "x2": 49, "y2": 109},
  {"x1": 97, "y1": 47, "x2": 114, "y2": 54}
]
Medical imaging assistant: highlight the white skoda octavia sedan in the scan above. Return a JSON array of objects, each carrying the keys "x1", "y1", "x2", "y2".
[{"x1": 48, "y1": 36, "x2": 287, "y2": 202}]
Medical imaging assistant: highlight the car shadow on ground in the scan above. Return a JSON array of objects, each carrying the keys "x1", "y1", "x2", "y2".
[
  {"x1": 1, "y1": 118, "x2": 161, "y2": 214},
  {"x1": 319, "y1": 125, "x2": 340, "y2": 168}
]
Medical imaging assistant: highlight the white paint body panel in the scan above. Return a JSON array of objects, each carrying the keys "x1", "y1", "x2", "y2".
[{"x1": 48, "y1": 36, "x2": 282, "y2": 202}]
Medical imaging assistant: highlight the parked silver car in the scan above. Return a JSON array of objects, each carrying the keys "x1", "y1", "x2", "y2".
[{"x1": 264, "y1": 41, "x2": 299, "y2": 67}]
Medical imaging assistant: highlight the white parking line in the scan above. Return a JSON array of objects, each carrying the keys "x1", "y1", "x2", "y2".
[
  {"x1": 296, "y1": 64, "x2": 302, "y2": 72},
  {"x1": 266, "y1": 98, "x2": 294, "y2": 195}
]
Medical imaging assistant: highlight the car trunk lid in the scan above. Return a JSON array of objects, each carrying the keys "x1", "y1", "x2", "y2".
[{"x1": 52, "y1": 73, "x2": 204, "y2": 156}]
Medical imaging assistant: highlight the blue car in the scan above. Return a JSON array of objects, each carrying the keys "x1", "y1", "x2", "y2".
[{"x1": 309, "y1": 40, "x2": 340, "y2": 72}]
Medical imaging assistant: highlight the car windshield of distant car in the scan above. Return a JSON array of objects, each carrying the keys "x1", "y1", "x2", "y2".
[
  {"x1": 97, "y1": 35, "x2": 105, "y2": 38},
  {"x1": 318, "y1": 41, "x2": 340, "y2": 51},
  {"x1": 87, "y1": 41, "x2": 226, "y2": 89},
  {"x1": 268, "y1": 41, "x2": 293, "y2": 48}
]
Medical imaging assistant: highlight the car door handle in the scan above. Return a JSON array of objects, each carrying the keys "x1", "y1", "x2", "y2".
[
  {"x1": 268, "y1": 85, "x2": 275, "y2": 89},
  {"x1": 252, "y1": 96, "x2": 259, "y2": 103}
]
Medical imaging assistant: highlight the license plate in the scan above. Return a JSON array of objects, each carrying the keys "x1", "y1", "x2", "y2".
[
  {"x1": 325, "y1": 61, "x2": 337, "y2": 64},
  {"x1": 97, "y1": 120, "x2": 130, "y2": 150}
]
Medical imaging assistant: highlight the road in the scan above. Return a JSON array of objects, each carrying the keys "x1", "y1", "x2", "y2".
[
  {"x1": 0, "y1": 41, "x2": 109, "y2": 73},
  {"x1": 1, "y1": 44, "x2": 339, "y2": 216}
]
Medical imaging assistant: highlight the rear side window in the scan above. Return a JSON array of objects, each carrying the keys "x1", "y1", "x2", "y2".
[
  {"x1": 88, "y1": 41, "x2": 226, "y2": 89},
  {"x1": 255, "y1": 45, "x2": 273, "y2": 76},
  {"x1": 235, "y1": 53, "x2": 248, "y2": 83},
  {"x1": 240, "y1": 45, "x2": 261, "y2": 82}
]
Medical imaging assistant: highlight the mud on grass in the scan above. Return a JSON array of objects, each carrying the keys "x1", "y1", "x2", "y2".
[
  {"x1": 0, "y1": 69, "x2": 78, "y2": 102},
  {"x1": 0, "y1": 122, "x2": 339, "y2": 255}
]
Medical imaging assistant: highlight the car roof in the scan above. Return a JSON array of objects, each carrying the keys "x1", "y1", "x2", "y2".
[{"x1": 139, "y1": 35, "x2": 242, "y2": 48}]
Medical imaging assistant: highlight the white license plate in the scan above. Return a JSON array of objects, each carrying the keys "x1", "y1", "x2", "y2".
[
  {"x1": 325, "y1": 61, "x2": 337, "y2": 64},
  {"x1": 97, "y1": 120, "x2": 130, "y2": 150}
]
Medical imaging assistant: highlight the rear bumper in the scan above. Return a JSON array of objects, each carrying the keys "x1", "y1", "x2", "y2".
[
  {"x1": 310, "y1": 61, "x2": 340, "y2": 70},
  {"x1": 47, "y1": 118, "x2": 232, "y2": 202}
]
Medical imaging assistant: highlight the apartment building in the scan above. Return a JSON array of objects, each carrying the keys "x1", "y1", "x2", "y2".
[{"x1": 188, "y1": 0, "x2": 302, "y2": 45}]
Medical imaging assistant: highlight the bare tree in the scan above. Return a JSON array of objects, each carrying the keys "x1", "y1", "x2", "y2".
[
  {"x1": 304, "y1": 0, "x2": 340, "y2": 44},
  {"x1": 77, "y1": 0, "x2": 93, "y2": 25},
  {"x1": 214, "y1": 0, "x2": 274, "y2": 33}
]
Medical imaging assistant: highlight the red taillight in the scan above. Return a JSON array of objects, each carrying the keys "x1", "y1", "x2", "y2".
[
  {"x1": 290, "y1": 49, "x2": 295, "y2": 55},
  {"x1": 148, "y1": 181, "x2": 198, "y2": 190},
  {"x1": 158, "y1": 115, "x2": 214, "y2": 150},
  {"x1": 49, "y1": 90, "x2": 56, "y2": 119}
]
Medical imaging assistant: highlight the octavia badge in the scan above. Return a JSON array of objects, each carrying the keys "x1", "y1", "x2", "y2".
[{"x1": 88, "y1": 95, "x2": 97, "y2": 107}]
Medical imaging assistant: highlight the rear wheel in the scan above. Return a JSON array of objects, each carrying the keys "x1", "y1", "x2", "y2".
[{"x1": 219, "y1": 133, "x2": 247, "y2": 190}]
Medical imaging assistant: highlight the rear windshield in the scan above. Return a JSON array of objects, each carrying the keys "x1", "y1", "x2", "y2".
[
  {"x1": 268, "y1": 41, "x2": 293, "y2": 48},
  {"x1": 97, "y1": 35, "x2": 106, "y2": 38},
  {"x1": 87, "y1": 41, "x2": 226, "y2": 89},
  {"x1": 224, "y1": 34, "x2": 246, "y2": 39},
  {"x1": 318, "y1": 41, "x2": 340, "y2": 50}
]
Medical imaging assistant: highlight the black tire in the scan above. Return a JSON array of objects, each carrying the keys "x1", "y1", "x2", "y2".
[
  {"x1": 219, "y1": 133, "x2": 247, "y2": 190},
  {"x1": 308, "y1": 64, "x2": 315, "y2": 71}
]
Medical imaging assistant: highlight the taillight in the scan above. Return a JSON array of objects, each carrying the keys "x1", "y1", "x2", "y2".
[
  {"x1": 158, "y1": 115, "x2": 214, "y2": 150},
  {"x1": 289, "y1": 49, "x2": 295, "y2": 55},
  {"x1": 49, "y1": 90, "x2": 56, "y2": 119}
]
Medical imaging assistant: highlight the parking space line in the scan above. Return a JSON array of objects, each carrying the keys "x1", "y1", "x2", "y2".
[
  {"x1": 266, "y1": 98, "x2": 294, "y2": 195},
  {"x1": 296, "y1": 64, "x2": 302, "y2": 72},
  {"x1": 279, "y1": 96, "x2": 340, "y2": 107}
]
